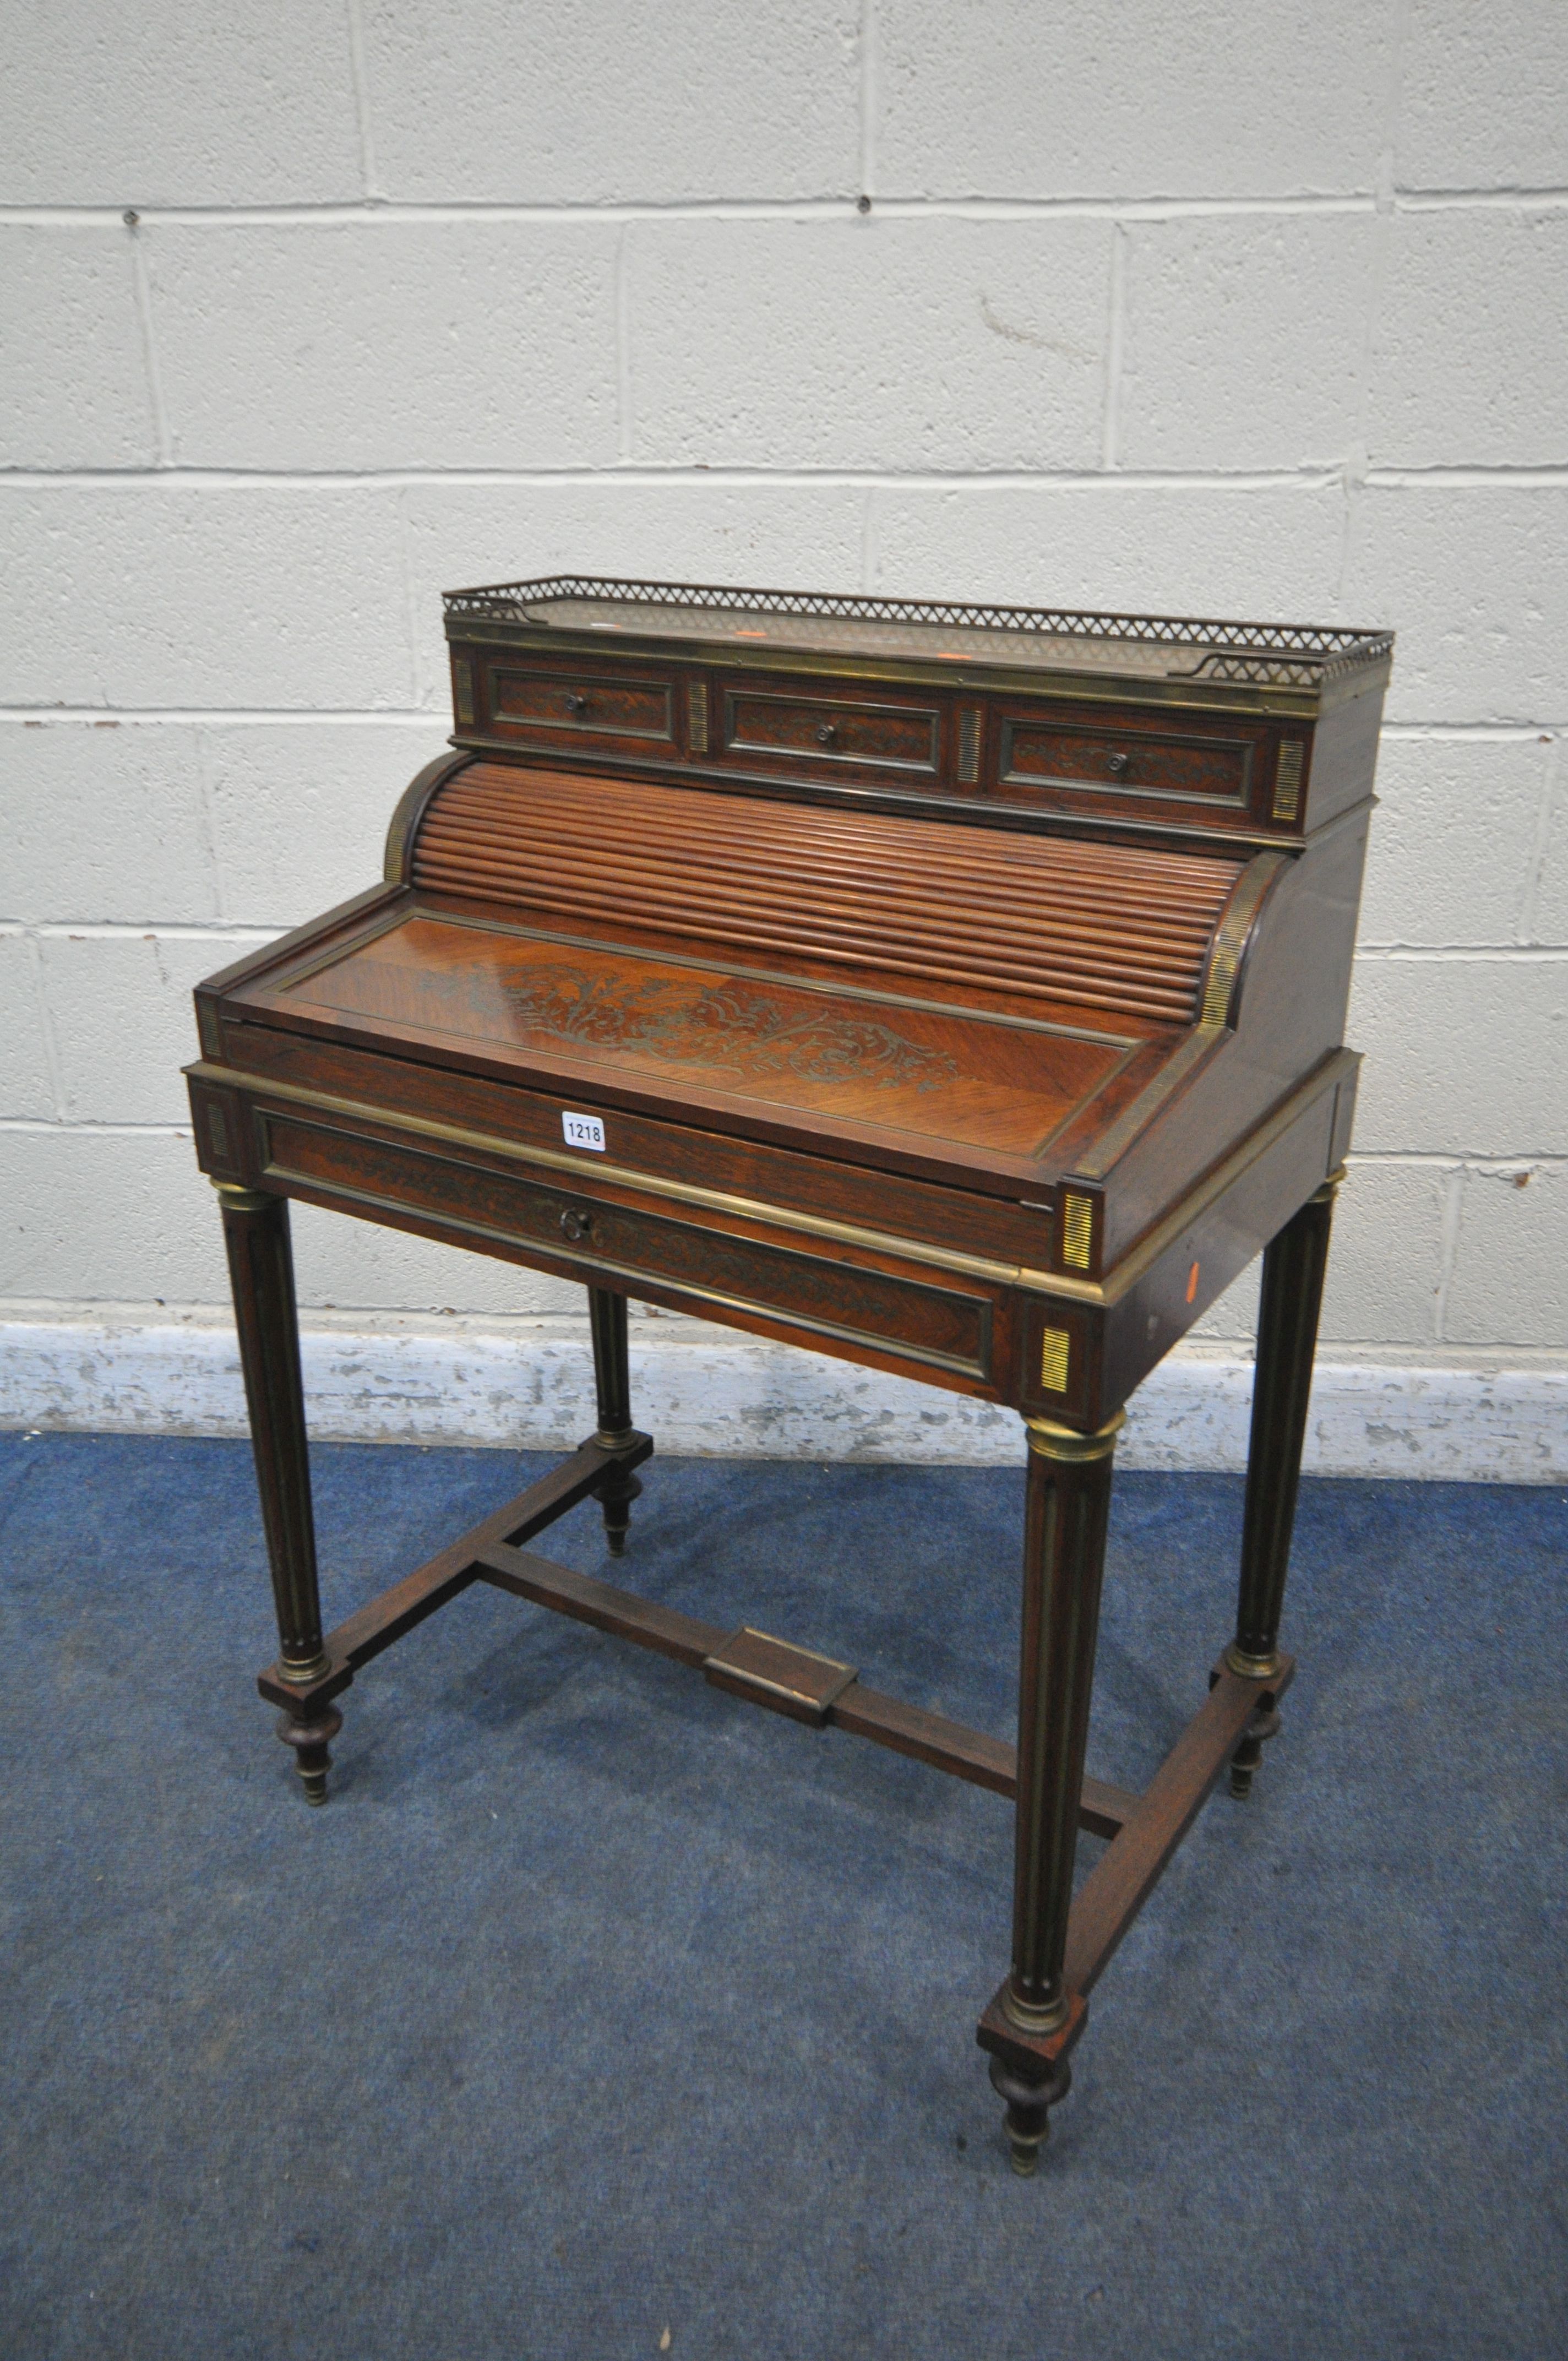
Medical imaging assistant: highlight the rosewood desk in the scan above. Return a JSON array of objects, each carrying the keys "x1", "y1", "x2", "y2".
[{"x1": 186, "y1": 575, "x2": 1389, "y2": 2171}]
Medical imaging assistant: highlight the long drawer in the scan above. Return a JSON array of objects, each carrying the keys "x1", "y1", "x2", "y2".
[
  {"x1": 206, "y1": 1021, "x2": 1057, "y2": 1265},
  {"x1": 257, "y1": 1104, "x2": 1001, "y2": 1387}
]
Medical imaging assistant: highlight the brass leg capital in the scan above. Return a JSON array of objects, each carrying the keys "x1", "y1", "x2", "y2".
[
  {"x1": 1023, "y1": 1408, "x2": 1125, "y2": 1464},
  {"x1": 213, "y1": 1180, "x2": 277, "y2": 1214}
]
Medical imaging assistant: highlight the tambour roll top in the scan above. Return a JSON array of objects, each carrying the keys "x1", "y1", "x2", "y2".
[{"x1": 409, "y1": 762, "x2": 1246, "y2": 1027}]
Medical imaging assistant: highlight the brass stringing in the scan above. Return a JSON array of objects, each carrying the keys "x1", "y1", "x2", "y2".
[
  {"x1": 453, "y1": 657, "x2": 475, "y2": 726},
  {"x1": 688, "y1": 679, "x2": 709, "y2": 752},
  {"x1": 1039, "y1": 1328, "x2": 1071, "y2": 1392},
  {"x1": 1198, "y1": 852, "x2": 1284, "y2": 1030},
  {"x1": 1272, "y1": 740, "x2": 1304, "y2": 821},
  {"x1": 957, "y1": 707, "x2": 981, "y2": 784},
  {"x1": 1061, "y1": 1192, "x2": 1094, "y2": 1271}
]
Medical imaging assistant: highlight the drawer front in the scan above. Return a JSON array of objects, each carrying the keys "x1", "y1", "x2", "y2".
[
  {"x1": 719, "y1": 679, "x2": 943, "y2": 783},
  {"x1": 997, "y1": 715, "x2": 1253, "y2": 809},
  {"x1": 261, "y1": 1110, "x2": 996, "y2": 1383},
  {"x1": 484, "y1": 659, "x2": 676, "y2": 754},
  {"x1": 217, "y1": 1022, "x2": 1048, "y2": 1266}
]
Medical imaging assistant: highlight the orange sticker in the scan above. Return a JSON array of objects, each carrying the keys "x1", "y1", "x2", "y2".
[{"x1": 1186, "y1": 1261, "x2": 1200, "y2": 1303}]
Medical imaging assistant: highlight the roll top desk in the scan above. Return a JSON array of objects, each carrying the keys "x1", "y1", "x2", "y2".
[{"x1": 187, "y1": 577, "x2": 1390, "y2": 2172}]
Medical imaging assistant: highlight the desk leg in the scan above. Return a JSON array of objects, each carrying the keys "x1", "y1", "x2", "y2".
[
  {"x1": 1226, "y1": 1168, "x2": 1341, "y2": 1796},
  {"x1": 587, "y1": 1286, "x2": 643, "y2": 1557},
  {"x1": 990, "y1": 1410, "x2": 1124, "y2": 2173},
  {"x1": 216, "y1": 1183, "x2": 339, "y2": 1805}
]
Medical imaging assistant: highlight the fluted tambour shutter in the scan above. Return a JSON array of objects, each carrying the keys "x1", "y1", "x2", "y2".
[{"x1": 412, "y1": 763, "x2": 1243, "y2": 1026}]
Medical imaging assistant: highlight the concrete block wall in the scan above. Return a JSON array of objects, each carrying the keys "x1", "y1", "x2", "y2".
[{"x1": 2, "y1": 3, "x2": 1565, "y2": 1468}]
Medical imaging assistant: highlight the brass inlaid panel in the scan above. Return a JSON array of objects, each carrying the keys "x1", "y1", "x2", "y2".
[
  {"x1": 1039, "y1": 1327, "x2": 1071, "y2": 1392},
  {"x1": 1061, "y1": 1192, "x2": 1095, "y2": 1271},
  {"x1": 1272, "y1": 739, "x2": 1305, "y2": 822},
  {"x1": 958, "y1": 706, "x2": 982, "y2": 784}
]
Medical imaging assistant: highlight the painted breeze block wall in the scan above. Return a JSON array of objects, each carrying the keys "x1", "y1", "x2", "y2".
[{"x1": 2, "y1": 3, "x2": 1565, "y2": 1471}]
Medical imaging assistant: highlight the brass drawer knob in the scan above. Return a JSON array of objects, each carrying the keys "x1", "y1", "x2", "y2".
[
  {"x1": 815, "y1": 723, "x2": 839, "y2": 747},
  {"x1": 564, "y1": 692, "x2": 591, "y2": 715},
  {"x1": 1106, "y1": 749, "x2": 1131, "y2": 779},
  {"x1": 560, "y1": 1207, "x2": 594, "y2": 1242}
]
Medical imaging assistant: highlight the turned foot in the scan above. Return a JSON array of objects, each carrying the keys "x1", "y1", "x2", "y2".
[
  {"x1": 988, "y1": 2054, "x2": 1072, "y2": 2176},
  {"x1": 1228, "y1": 1699, "x2": 1282, "y2": 1799},
  {"x1": 596, "y1": 1454, "x2": 643, "y2": 1557},
  {"x1": 276, "y1": 1701, "x2": 344, "y2": 1805}
]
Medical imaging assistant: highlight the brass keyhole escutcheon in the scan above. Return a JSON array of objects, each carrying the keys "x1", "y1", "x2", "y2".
[
  {"x1": 1107, "y1": 749, "x2": 1131, "y2": 779},
  {"x1": 560, "y1": 1207, "x2": 594, "y2": 1243},
  {"x1": 816, "y1": 723, "x2": 838, "y2": 747}
]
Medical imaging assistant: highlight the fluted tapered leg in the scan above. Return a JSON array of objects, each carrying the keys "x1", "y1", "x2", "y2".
[
  {"x1": 994, "y1": 1409, "x2": 1123, "y2": 2171},
  {"x1": 216, "y1": 1182, "x2": 339, "y2": 1804},
  {"x1": 1226, "y1": 1168, "x2": 1341, "y2": 1794},
  {"x1": 587, "y1": 1285, "x2": 641, "y2": 1555}
]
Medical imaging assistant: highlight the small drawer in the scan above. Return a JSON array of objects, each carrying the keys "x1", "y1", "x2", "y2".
[
  {"x1": 482, "y1": 658, "x2": 677, "y2": 755},
  {"x1": 718, "y1": 678, "x2": 944, "y2": 784},
  {"x1": 994, "y1": 713, "x2": 1256, "y2": 813}
]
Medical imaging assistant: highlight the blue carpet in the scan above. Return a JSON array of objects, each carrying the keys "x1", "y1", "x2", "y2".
[{"x1": 0, "y1": 1432, "x2": 1562, "y2": 2359}]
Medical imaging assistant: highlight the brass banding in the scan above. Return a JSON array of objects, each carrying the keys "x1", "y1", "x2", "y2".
[
  {"x1": 277, "y1": 1652, "x2": 331, "y2": 1686},
  {"x1": 1197, "y1": 851, "x2": 1286, "y2": 1031},
  {"x1": 186, "y1": 1045, "x2": 1355, "y2": 1311},
  {"x1": 1223, "y1": 1642, "x2": 1284, "y2": 1682},
  {"x1": 212, "y1": 1182, "x2": 276, "y2": 1214},
  {"x1": 1024, "y1": 1410, "x2": 1125, "y2": 1462},
  {"x1": 1001, "y1": 1985, "x2": 1070, "y2": 2034}
]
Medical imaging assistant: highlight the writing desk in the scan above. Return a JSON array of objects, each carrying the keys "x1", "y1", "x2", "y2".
[{"x1": 187, "y1": 575, "x2": 1389, "y2": 2170}]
